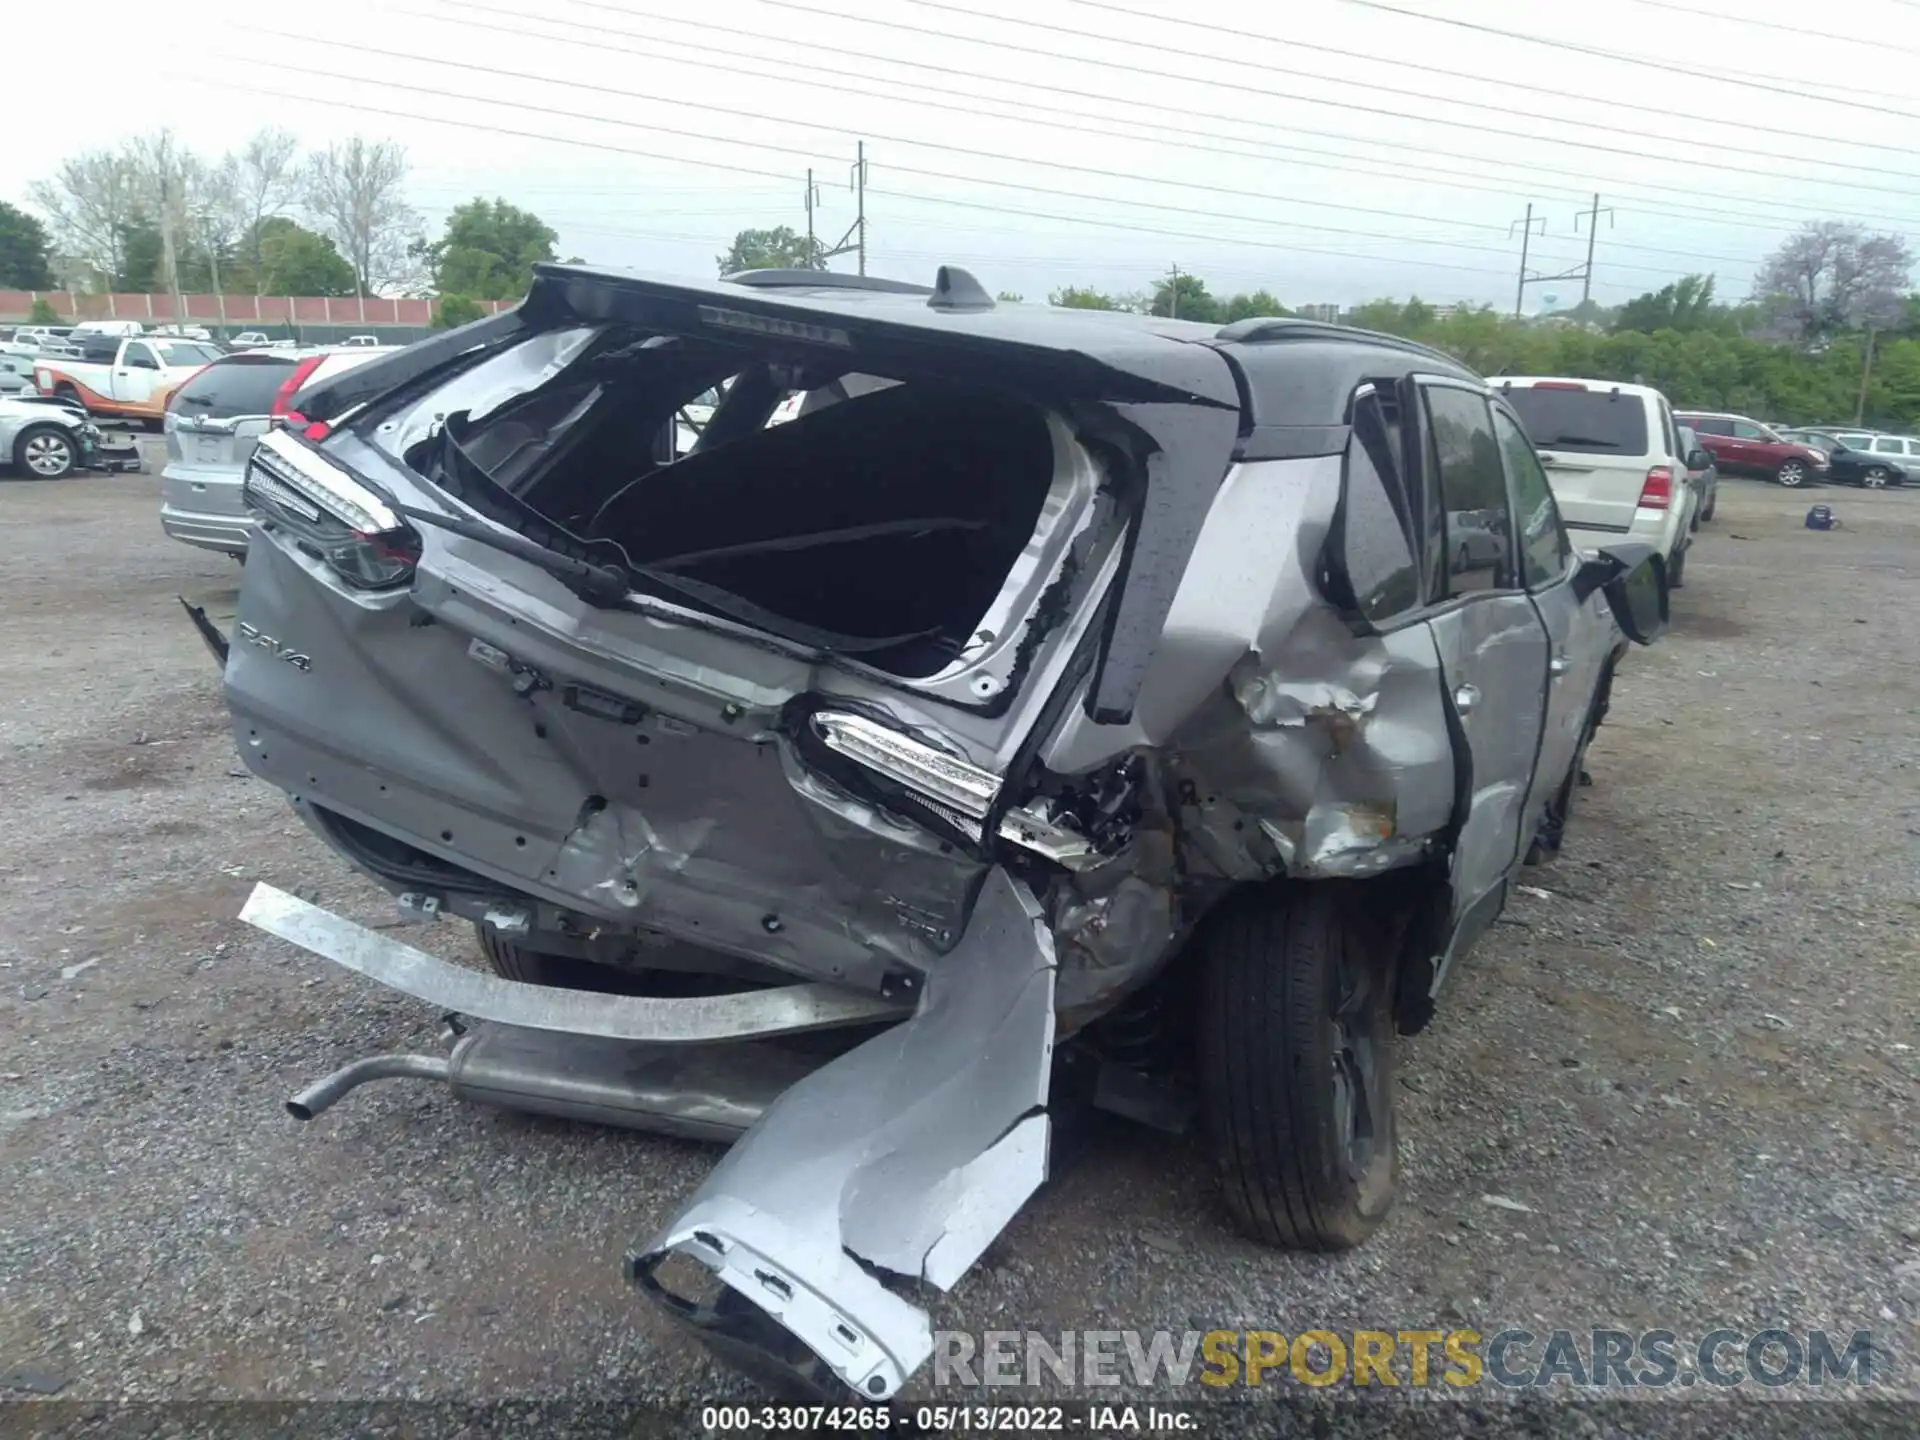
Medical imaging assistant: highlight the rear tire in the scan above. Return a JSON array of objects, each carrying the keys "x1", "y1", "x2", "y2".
[
  {"x1": 1863, "y1": 466, "x2": 1890, "y2": 489},
  {"x1": 1701, "y1": 488, "x2": 1717, "y2": 522},
  {"x1": 1196, "y1": 884, "x2": 1399, "y2": 1251},
  {"x1": 1775, "y1": 460, "x2": 1807, "y2": 488}
]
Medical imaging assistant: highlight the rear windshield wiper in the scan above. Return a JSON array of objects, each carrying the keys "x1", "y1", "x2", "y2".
[
  {"x1": 394, "y1": 502, "x2": 632, "y2": 604},
  {"x1": 1536, "y1": 435, "x2": 1624, "y2": 450}
]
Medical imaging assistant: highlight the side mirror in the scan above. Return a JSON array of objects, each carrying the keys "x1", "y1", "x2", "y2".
[
  {"x1": 1687, "y1": 448, "x2": 1713, "y2": 471},
  {"x1": 1571, "y1": 541, "x2": 1670, "y2": 643},
  {"x1": 1576, "y1": 547, "x2": 1669, "y2": 645}
]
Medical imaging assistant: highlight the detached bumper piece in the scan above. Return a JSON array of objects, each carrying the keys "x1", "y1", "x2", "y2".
[
  {"x1": 628, "y1": 867, "x2": 1057, "y2": 1403},
  {"x1": 90, "y1": 442, "x2": 143, "y2": 474},
  {"x1": 245, "y1": 873, "x2": 1058, "y2": 1405}
]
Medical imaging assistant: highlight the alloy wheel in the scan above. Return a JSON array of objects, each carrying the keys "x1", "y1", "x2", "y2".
[
  {"x1": 1777, "y1": 462, "x2": 1806, "y2": 487},
  {"x1": 23, "y1": 433, "x2": 75, "y2": 477}
]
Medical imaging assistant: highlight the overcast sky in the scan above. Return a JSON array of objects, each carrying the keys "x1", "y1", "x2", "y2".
[{"x1": 9, "y1": 0, "x2": 1918, "y2": 309}]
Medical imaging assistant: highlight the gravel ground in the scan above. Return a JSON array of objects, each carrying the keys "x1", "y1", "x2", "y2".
[{"x1": 0, "y1": 448, "x2": 1915, "y2": 1437}]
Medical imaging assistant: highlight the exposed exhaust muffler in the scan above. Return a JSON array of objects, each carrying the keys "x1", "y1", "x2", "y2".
[{"x1": 288, "y1": 1024, "x2": 823, "y2": 1142}]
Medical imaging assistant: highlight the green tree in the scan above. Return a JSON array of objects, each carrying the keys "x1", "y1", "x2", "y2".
[
  {"x1": 996, "y1": 290, "x2": 1023, "y2": 302},
  {"x1": 27, "y1": 296, "x2": 59, "y2": 325},
  {"x1": 434, "y1": 294, "x2": 485, "y2": 329},
  {"x1": 114, "y1": 211, "x2": 163, "y2": 291},
  {"x1": 0, "y1": 201, "x2": 54, "y2": 289},
  {"x1": 417, "y1": 197, "x2": 557, "y2": 302},
  {"x1": 1149, "y1": 272, "x2": 1220, "y2": 323},
  {"x1": 717, "y1": 226, "x2": 824, "y2": 275},
  {"x1": 1049, "y1": 286, "x2": 1121, "y2": 310},
  {"x1": 242, "y1": 217, "x2": 357, "y2": 296},
  {"x1": 1219, "y1": 289, "x2": 1288, "y2": 323},
  {"x1": 1613, "y1": 274, "x2": 1725, "y2": 335}
]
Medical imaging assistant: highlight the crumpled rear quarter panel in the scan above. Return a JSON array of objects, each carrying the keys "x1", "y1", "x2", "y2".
[{"x1": 1047, "y1": 453, "x2": 1456, "y2": 885}]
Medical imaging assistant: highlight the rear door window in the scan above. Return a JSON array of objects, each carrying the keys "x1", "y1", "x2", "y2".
[
  {"x1": 1336, "y1": 391, "x2": 1422, "y2": 624},
  {"x1": 1424, "y1": 384, "x2": 1516, "y2": 596},
  {"x1": 1731, "y1": 420, "x2": 1764, "y2": 440},
  {"x1": 168, "y1": 354, "x2": 296, "y2": 418},
  {"x1": 1500, "y1": 386, "x2": 1650, "y2": 456},
  {"x1": 1493, "y1": 408, "x2": 1573, "y2": 590}
]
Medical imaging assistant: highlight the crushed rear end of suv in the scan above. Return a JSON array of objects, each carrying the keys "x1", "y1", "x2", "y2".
[{"x1": 212, "y1": 264, "x2": 1666, "y2": 1402}]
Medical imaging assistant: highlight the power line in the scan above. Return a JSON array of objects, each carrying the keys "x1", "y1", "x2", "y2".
[
  {"x1": 393, "y1": 6, "x2": 1806, "y2": 266},
  {"x1": 489, "y1": 0, "x2": 1920, "y2": 235},
  {"x1": 1607, "y1": 0, "x2": 1920, "y2": 56},
  {"x1": 740, "y1": 0, "x2": 1920, "y2": 188},
  {"x1": 1336, "y1": 0, "x2": 1920, "y2": 122},
  {"x1": 188, "y1": 73, "x2": 1542, "y2": 281},
  {"x1": 946, "y1": 0, "x2": 1920, "y2": 162},
  {"x1": 230, "y1": 37, "x2": 1763, "y2": 280}
]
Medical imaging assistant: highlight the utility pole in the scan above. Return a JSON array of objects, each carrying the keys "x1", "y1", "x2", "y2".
[
  {"x1": 1168, "y1": 262, "x2": 1181, "y2": 319},
  {"x1": 804, "y1": 168, "x2": 819, "y2": 267},
  {"x1": 854, "y1": 142, "x2": 867, "y2": 276},
  {"x1": 1510, "y1": 203, "x2": 1586, "y2": 319},
  {"x1": 1856, "y1": 327, "x2": 1877, "y2": 426},
  {"x1": 1574, "y1": 193, "x2": 1615, "y2": 305},
  {"x1": 1509, "y1": 205, "x2": 1544, "y2": 318},
  {"x1": 817, "y1": 144, "x2": 868, "y2": 274}
]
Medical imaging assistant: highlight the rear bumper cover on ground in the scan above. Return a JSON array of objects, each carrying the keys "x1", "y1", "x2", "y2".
[
  {"x1": 245, "y1": 867, "x2": 1059, "y2": 1403},
  {"x1": 628, "y1": 866, "x2": 1057, "y2": 1401}
]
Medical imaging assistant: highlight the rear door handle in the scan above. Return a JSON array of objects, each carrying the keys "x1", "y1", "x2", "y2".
[
  {"x1": 1549, "y1": 654, "x2": 1571, "y2": 677},
  {"x1": 1453, "y1": 683, "x2": 1480, "y2": 714}
]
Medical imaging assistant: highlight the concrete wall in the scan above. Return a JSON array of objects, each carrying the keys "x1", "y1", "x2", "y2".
[{"x1": 0, "y1": 292, "x2": 516, "y2": 334}]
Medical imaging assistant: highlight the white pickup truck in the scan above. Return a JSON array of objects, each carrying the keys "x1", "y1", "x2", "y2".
[{"x1": 32, "y1": 334, "x2": 224, "y2": 424}]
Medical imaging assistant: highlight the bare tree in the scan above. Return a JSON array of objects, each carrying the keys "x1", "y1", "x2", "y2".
[
  {"x1": 234, "y1": 128, "x2": 300, "y2": 295},
  {"x1": 190, "y1": 154, "x2": 245, "y2": 305},
  {"x1": 1753, "y1": 221, "x2": 1913, "y2": 342},
  {"x1": 303, "y1": 138, "x2": 419, "y2": 297},
  {"x1": 127, "y1": 129, "x2": 198, "y2": 315},
  {"x1": 26, "y1": 148, "x2": 142, "y2": 287}
]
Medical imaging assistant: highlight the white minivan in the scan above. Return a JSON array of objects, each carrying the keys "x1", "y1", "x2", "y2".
[{"x1": 1488, "y1": 377, "x2": 1703, "y2": 589}]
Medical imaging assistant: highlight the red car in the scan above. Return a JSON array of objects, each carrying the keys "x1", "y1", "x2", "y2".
[{"x1": 1674, "y1": 411, "x2": 1829, "y2": 488}]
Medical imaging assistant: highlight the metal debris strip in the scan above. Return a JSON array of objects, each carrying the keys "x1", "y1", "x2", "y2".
[
  {"x1": 238, "y1": 883, "x2": 906, "y2": 1041},
  {"x1": 632, "y1": 867, "x2": 1059, "y2": 1402}
]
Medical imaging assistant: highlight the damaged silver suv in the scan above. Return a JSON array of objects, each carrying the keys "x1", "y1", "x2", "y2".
[{"x1": 218, "y1": 264, "x2": 1666, "y2": 1402}]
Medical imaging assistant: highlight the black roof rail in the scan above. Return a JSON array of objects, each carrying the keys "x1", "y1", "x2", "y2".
[
  {"x1": 726, "y1": 269, "x2": 933, "y2": 296},
  {"x1": 1215, "y1": 315, "x2": 1469, "y2": 372}
]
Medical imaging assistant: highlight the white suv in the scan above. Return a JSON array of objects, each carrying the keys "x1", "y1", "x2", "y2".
[{"x1": 1489, "y1": 376, "x2": 1701, "y2": 589}]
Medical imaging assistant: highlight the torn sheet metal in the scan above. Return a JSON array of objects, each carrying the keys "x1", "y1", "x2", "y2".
[
  {"x1": 239, "y1": 883, "x2": 905, "y2": 1040},
  {"x1": 629, "y1": 866, "x2": 1056, "y2": 1401}
]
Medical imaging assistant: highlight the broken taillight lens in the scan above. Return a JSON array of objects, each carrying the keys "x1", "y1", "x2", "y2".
[{"x1": 243, "y1": 430, "x2": 419, "y2": 590}]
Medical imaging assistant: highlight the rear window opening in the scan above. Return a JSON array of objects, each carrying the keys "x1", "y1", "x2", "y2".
[
  {"x1": 392, "y1": 328, "x2": 1100, "y2": 681},
  {"x1": 1500, "y1": 387, "x2": 1650, "y2": 456}
]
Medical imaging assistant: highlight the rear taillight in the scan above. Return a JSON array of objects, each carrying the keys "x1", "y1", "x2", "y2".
[
  {"x1": 269, "y1": 356, "x2": 327, "y2": 422},
  {"x1": 242, "y1": 429, "x2": 418, "y2": 591},
  {"x1": 1639, "y1": 466, "x2": 1674, "y2": 510}
]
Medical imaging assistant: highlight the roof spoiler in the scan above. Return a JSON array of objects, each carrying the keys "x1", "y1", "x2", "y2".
[{"x1": 297, "y1": 306, "x2": 529, "y2": 423}]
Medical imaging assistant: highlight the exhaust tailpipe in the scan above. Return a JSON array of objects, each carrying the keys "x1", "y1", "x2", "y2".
[{"x1": 287, "y1": 1024, "x2": 821, "y2": 1142}]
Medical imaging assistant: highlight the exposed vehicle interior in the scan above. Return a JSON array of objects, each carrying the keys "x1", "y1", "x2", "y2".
[{"x1": 409, "y1": 333, "x2": 1069, "y2": 678}]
